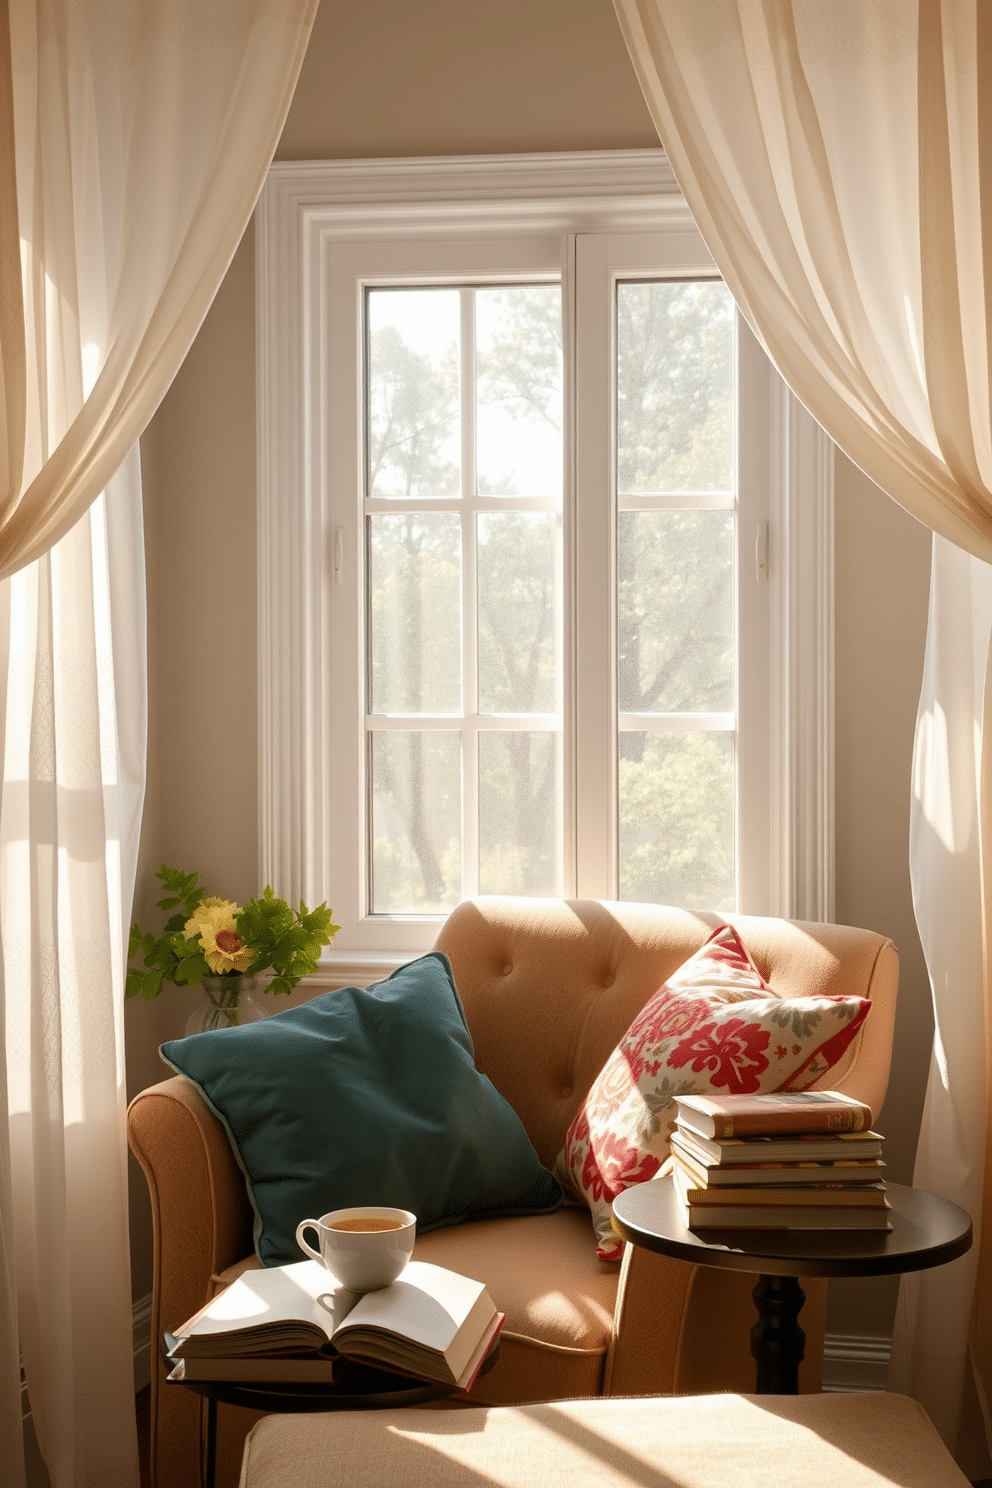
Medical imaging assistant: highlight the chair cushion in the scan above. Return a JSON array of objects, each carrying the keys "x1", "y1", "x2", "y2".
[
  {"x1": 215, "y1": 1204, "x2": 618, "y2": 1405},
  {"x1": 161, "y1": 952, "x2": 562, "y2": 1265},
  {"x1": 555, "y1": 924, "x2": 871, "y2": 1258},
  {"x1": 239, "y1": 1392, "x2": 969, "y2": 1488},
  {"x1": 414, "y1": 1205, "x2": 618, "y2": 1403}
]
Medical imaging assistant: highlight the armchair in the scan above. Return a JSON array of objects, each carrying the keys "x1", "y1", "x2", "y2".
[{"x1": 127, "y1": 897, "x2": 898, "y2": 1488}]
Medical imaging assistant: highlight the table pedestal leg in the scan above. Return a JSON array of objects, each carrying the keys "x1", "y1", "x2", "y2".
[
  {"x1": 205, "y1": 1394, "x2": 217, "y2": 1488},
  {"x1": 750, "y1": 1274, "x2": 806, "y2": 1394}
]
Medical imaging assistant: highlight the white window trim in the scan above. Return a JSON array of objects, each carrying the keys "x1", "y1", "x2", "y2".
[{"x1": 256, "y1": 150, "x2": 833, "y2": 981}]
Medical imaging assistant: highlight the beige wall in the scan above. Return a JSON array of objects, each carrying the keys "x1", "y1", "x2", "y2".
[
  {"x1": 830, "y1": 455, "x2": 932, "y2": 1338},
  {"x1": 277, "y1": 0, "x2": 659, "y2": 161},
  {"x1": 130, "y1": 0, "x2": 936, "y2": 1350}
]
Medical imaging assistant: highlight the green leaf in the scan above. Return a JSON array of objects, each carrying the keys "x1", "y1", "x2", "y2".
[
  {"x1": 142, "y1": 970, "x2": 164, "y2": 1001},
  {"x1": 233, "y1": 890, "x2": 338, "y2": 992},
  {"x1": 170, "y1": 933, "x2": 210, "y2": 986},
  {"x1": 155, "y1": 864, "x2": 206, "y2": 920}
]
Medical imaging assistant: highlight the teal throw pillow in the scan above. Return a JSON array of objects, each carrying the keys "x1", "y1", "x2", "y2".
[{"x1": 160, "y1": 952, "x2": 562, "y2": 1265}]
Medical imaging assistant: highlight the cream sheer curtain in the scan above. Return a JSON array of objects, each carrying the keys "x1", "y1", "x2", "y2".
[
  {"x1": 0, "y1": 3, "x2": 316, "y2": 1486},
  {"x1": 612, "y1": 0, "x2": 992, "y2": 1465},
  {"x1": 895, "y1": 541, "x2": 992, "y2": 1466}
]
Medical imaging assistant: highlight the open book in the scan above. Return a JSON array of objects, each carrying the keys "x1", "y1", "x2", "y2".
[{"x1": 167, "y1": 1259, "x2": 503, "y2": 1390}]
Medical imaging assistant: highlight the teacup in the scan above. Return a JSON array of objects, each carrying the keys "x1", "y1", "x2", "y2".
[{"x1": 296, "y1": 1206, "x2": 416, "y2": 1292}]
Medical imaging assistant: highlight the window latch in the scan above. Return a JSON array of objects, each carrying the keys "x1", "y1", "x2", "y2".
[{"x1": 755, "y1": 521, "x2": 769, "y2": 583}]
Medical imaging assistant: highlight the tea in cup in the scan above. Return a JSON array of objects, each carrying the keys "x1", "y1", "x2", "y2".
[{"x1": 296, "y1": 1206, "x2": 416, "y2": 1291}]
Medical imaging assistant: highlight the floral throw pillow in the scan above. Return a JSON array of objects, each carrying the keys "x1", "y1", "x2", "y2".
[{"x1": 554, "y1": 924, "x2": 871, "y2": 1260}]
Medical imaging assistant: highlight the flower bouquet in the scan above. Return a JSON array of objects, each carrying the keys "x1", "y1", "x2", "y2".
[{"x1": 127, "y1": 864, "x2": 340, "y2": 1016}]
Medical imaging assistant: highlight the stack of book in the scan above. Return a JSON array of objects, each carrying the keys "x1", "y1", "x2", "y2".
[
  {"x1": 166, "y1": 1258, "x2": 504, "y2": 1390},
  {"x1": 670, "y1": 1090, "x2": 891, "y2": 1231}
]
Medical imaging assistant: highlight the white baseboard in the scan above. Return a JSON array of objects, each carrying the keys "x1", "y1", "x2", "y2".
[{"x1": 822, "y1": 1332, "x2": 891, "y2": 1392}]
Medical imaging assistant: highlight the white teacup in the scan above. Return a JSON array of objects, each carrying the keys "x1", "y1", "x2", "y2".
[{"x1": 296, "y1": 1206, "x2": 416, "y2": 1292}]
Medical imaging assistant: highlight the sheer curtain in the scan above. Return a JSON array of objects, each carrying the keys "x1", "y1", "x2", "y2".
[
  {"x1": 612, "y1": 0, "x2": 992, "y2": 1464},
  {"x1": 0, "y1": 3, "x2": 316, "y2": 1485}
]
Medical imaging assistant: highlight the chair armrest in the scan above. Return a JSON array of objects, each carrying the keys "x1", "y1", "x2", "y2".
[
  {"x1": 605, "y1": 1242, "x2": 825, "y2": 1395},
  {"x1": 128, "y1": 1075, "x2": 254, "y2": 1332},
  {"x1": 128, "y1": 1075, "x2": 255, "y2": 1488}
]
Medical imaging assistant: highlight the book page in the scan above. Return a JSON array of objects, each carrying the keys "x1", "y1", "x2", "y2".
[
  {"x1": 338, "y1": 1262, "x2": 490, "y2": 1355},
  {"x1": 174, "y1": 1260, "x2": 357, "y2": 1348}
]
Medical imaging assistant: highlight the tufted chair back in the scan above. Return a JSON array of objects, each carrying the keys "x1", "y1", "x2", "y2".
[{"x1": 433, "y1": 896, "x2": 899, "y2": 1172}]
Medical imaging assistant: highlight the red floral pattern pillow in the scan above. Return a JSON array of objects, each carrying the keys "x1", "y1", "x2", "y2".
[{"x1": 554, "y1": 925, "x2": 871, "y2": 1259}]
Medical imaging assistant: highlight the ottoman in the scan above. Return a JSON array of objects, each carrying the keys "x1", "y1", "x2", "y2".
[{"x1": 239, "y1": 1391, "x2": 968, "y2": 1488}]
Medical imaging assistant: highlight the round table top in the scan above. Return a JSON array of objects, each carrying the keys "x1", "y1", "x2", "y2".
[
  {"x1": 611, "y1": 1178, "x2": 972, "y2": 1280},
  {"x1": 164, "y1": 1337, "x2": 500, "y2": 1413},
  {"x1": 168, "y1": 1364, "x2": 450, "y2": 1413}
]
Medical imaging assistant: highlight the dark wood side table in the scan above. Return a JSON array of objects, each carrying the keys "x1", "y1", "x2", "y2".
[
  {"x1": 165, "y1": 1340, "x2": 499, "y2": 1488},
  {"x1": 611, "y1": 1178, "x2": 972, "y2": 1395}
]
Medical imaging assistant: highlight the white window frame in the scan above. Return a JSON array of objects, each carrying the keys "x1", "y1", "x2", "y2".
[{"x1": 256, "y1": 152, "x2": 833, "y2": 984}]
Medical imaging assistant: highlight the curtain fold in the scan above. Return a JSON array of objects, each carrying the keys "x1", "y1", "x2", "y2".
[
  {"x1": 612, "y1": 0, "x2": 992, "y2": 1462},
  {"x1": 613, "y1": 0, "x2": 992, "y2": 564},
  {"x1": 0, "y1": 3, "x2": 317, "y2": 1484},
  {"x1": 2, "y1": 462, "x2": 147, "y2": 1488},
  {"x1": 2, "y1": 0, "x2": 317, "y2": 581},
  {"x1": 889, "y1": 536, "x2": 992, "y2": 1468}
]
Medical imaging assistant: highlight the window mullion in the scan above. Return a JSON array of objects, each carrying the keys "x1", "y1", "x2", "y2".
[{"x1": 572, "y1": 234, "x2": 617, "y2": 899}]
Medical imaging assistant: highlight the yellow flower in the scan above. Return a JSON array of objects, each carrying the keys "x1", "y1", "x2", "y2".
[
  {"x1": 185, "y1": 900, "x2": 255, "y2": 974},
  {"x1": 186, "y1": 895, "x2": 234, "y2": 924}
]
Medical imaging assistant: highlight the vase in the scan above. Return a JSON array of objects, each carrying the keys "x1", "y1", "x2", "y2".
[{"x1": 184, "y1": 974, "x2": 268, "y2": 1035}]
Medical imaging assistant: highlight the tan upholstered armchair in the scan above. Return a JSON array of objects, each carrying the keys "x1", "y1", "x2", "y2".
[{"x1": 128, "y1": 897, "x2": 899, "y2": 1488}]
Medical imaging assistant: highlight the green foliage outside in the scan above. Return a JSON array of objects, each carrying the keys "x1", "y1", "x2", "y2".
[
  {"x1": 364, "y1": 278, "x2": 737, "y2": 914},
  {"x1": 619, "y1": 733, "x2": 735, "y2": 910}
]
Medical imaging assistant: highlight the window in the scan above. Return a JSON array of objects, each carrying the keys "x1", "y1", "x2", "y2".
[
  {"x1": 614, "y1": 277, "x2": 738, "y2": 907},
  {"x1": 364, "y1": 282, "x2": 564, "y2": 913},
  {"x1": 257, "y1": 154, "x2": 833, "y2": 974}
]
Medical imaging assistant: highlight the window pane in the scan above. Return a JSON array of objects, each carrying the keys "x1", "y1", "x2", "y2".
[
  {"x1": 371, "y1": 731, "x2": 461, "y2": 912},
  {"x1": 618, "y1": 510, "x2": 734, "y2": 714},
  {"x1": 617, "y1": 281, "x2": 735, "y2": 495},
  {"x1": 478, "y1": 512, "x2": 559, "y2": 715},
  {"x1": 479, "y1": 732, "x2": 561, "y2": 895},
  {"x1": 618, "y1": 732, "x2": 734, "y2": 910},
  {"x1": 476, "y1": 286, "x2": 562, "y2": 498},
  {"x1": 367, "y1": 288, "x2": 461, "y2": 497},
  {"x1": 369, "y1": 514, "x2": 461, "y2": 714}
]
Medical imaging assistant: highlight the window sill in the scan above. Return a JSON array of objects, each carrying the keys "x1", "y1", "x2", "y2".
[{"x1": 305, "y1": 948, "x2": 417, "y2": 991}]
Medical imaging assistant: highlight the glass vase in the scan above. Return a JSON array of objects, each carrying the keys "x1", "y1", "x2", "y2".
[{"x1": 184, "y1": 974, "x2": 268, "y2": 1035}]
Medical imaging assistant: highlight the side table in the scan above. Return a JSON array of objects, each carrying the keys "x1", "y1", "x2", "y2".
[
  {"x1": 165, "y1": 1338, "x2": 499, "y2": 1488},
  {"x1": 611, "y1": 1178, "x2": 972, "y2": 1394}
]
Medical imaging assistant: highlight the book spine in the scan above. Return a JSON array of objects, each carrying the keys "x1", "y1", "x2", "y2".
[
  {"x1": 676, "y1": 1183, "x2": 888, "y2": 1207},
  {"x1": 672, "y1": 1125, "x2": 884, "y2": 1166},
  {"x1": 680, "y1": 1203, "x2": 892, "y2": 1230},
  {"x1": 709, "y1": 1105, "x2": 870, "y2": 1138},
  {"x1": 458, "y1": 1313, "x2": 505, "y2": 1393}
]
